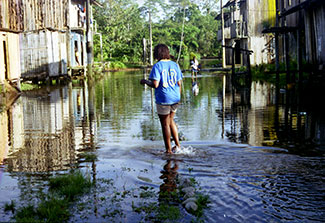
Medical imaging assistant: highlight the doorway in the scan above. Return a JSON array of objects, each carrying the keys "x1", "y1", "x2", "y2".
[{"x1": 3, "y1": 40, "x2": 9, "y2": 80}]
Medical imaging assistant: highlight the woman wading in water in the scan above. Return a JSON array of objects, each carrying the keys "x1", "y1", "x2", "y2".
[{"x1": 140, "y1": 44, "x2": 183, "y2": 154}]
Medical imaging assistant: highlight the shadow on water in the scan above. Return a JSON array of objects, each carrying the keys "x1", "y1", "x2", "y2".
[{"x1": 0, "y1": 64, "x2": 325, "y2": 222}]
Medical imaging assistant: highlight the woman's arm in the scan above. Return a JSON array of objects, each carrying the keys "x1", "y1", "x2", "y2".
[{"x1": 140, "y1": 79, "x2": 159, "y2": 88}]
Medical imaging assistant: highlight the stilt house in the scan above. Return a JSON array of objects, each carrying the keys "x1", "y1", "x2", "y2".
[
  {"x1": 0, "y1": 0, "x2": 100, "y2": 84},
  {"x1": 0, "y1": 0, "x2": 22, "y2": 89},
  {"x1": 217, "y1": 0, "x2": 276, "y2": 66},
  {"x1": 267, "y1": 0, "x2": 325, "y2": 72}
]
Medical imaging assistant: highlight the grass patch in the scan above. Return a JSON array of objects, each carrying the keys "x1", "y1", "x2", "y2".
[
  {"x1": 78, "y1": 152, "x2": 98, "y2": 162},
  {"x1": 156, "y1": 204, "x2": 181, "y2": 221},
  {"x1": 4, "y1": 165, "x2": 209, "y2": 222},
  {"x1": 108, "y1": 61, "x2": 127, "y2": 70},
  {"x1": 189, "y1": 194, "x2": 210, "y2": 218},
  {"x1": 15, "y1": 198, "x2": 70, "y2": 223},
  {"x1": 20, "y1": 82, "x2": 39, "y2": 91},
  {"x1": 4, "y1": 200, "x2": 15, "y2": 214},
  {"x1": 8, "y1": 170, "x2": 92, "y2": 222},
  {"x1": 49, "y1": 170, "x2": 92, "y2": 202}
]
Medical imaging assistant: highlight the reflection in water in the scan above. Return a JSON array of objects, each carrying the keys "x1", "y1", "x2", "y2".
[
  {"x1": 0, "y1": 67, "x2": 325, "y2": 222},
  {"x1": 192, "y1": 80, "x2": 199, "y2": 96},
  {"x1": 1, "y1": 83, "x2": 97, "y2": 172},
  {"x1": 218, "y1": 72, "x2": 325, "y2": 155},
  {"x1": 159, "y1": 159, "x2": 179, "y2": 202},
  {"x1": 0, "y1": 97, "x2": 24, "y2": 166}
]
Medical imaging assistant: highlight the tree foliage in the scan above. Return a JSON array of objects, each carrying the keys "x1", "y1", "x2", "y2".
[{"x1": 93, "y1": 0, "x2": 220, "y2": 63}]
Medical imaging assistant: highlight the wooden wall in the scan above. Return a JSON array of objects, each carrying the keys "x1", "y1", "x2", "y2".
[
  {"x1": 305, "y1": 4, "x2": 325, "y2": 65},
  {"x1": 0, "y1": 0, "x2": 69, "y2": 32},
  {"x1": 20, "y1": 30, "x2": 68, "y2": 78},
  {"x1": 313, "y1": 4, "x2": 325, "y2": 65},
  {"x1": 0, "y1": 0, "x2": 24, "y2": 32},
  {"x1": 22, "y1": 0, "x2": 68, "y2": 31},
  {"x1": 247, "y1": 0, "x2": 276, "y2": 37}
]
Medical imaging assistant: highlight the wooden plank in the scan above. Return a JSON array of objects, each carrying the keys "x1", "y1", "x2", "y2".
[
  {"x1": 0, "y1": 33, "x2": 6, "y2": 83},
  {"x1": 7, "y1": 33, "x2": 21, "y2": 80}
]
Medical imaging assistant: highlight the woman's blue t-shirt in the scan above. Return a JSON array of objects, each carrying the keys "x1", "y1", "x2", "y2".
[{"x1": 149, "y1": 60, "x2": 183, "y2": 105}]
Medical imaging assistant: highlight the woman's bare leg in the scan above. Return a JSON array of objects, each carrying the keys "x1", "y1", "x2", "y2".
[
  {"x1": 159, "y1": 114, "x2": 172, "y2": 153},
  {"x1": 169, "y1": 112, "x2": 180, "y2": 150}
]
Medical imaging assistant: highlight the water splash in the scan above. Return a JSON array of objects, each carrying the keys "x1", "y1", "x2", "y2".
[{"x1": 174, "y1": 146, "x2": 196, "y2": 155}]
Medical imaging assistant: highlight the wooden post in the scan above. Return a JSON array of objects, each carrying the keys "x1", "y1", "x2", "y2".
[
  {"x1": 231, "y1": 48, "x2": 235, "y2": 76},
  {"x1": 275, "y1": 0, "x2": 280, "y2": 105},
  {"x1": 86, "y1": 0, "x2": 93, "y2": 66},
  {"x1": 149, "y1": 10, "x2": 153, "y2": 66},
  {"x1": 220, "y1": 0, "x2": 226, "y2": 68},
  {"x1": 143, "y1": 38, "x2": 147, "y2": 64},
  {"x1": 66, "y1": 0, "x2": 72, "y2": 76},
  {"x1": 297, "y1": 11, "x2": 303, "y2": 87},
  {"x1": 284, "y1": 32, "x2": 290, "y2": 87},
  {"x1": 222, "y1": 74, "x2": 226, "y2": 139},
  {"x1": 176, "y1": 6, "x2": 186, "y2": 64},
  {"x1": 246, "y1": 52, "x2": 251, "y2": 80},
  {"x1": 246, "y1": 53, "x2": 251, "y2": 74}
]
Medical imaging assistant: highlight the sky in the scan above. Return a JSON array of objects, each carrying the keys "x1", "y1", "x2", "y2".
[{"x1": 135, "y1": 0, "x2": 145, "y2": 7}]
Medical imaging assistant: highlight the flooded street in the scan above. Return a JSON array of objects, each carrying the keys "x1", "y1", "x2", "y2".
[{"x1": 1, "y1": 68, "x2": 325, "y2": 222}]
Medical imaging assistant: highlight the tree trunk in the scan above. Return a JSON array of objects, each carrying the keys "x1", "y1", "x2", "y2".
[
  {"x1": 149, "y1": 10, "x2": 153, "y2": 66},
  {"x1": 176, "y1": 6, "x2": 185, "y2": 64}
]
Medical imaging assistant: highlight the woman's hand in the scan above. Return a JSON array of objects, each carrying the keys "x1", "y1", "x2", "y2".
[
  {"x1": 140, "y1": 79, "x2": 159, "y2": 88},
  {"x1": 140, "y1": 79, "x2": 146, "y2": 85}
]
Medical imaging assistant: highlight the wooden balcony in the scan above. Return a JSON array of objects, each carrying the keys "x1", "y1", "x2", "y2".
[
  {"x1": 231, "y1": 21, "x2": 247, "y2": 39},
  {"x1": 217, "y1": 27, "x2": 231, "y2": 41}
]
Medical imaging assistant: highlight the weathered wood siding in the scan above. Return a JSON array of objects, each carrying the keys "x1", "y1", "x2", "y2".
[
  {"x1": 20, "y1": 30, "x2": 68, "y2": 78},
  {"x1": 22, "y1": 0, "x2": 68, "y2": 31},
  {"x1": 46, "y1": 31, "x2": 68, "y2": 76},
  {"x1": 20, "y1": 31, "x2": 48, "y2": 78},
  {"x1": 305, "y1": 4, "x2": 325, "y2": 65},
  {"x1": 0, "y1": 0, "x2": 24, "y2": 32},
  {"x1": 246, "y1": 0, "x2": 276, "y2": 65},
  {"x1": 314, "y1": 4, "x2": 325, "y2": 65},
  {"x1": 0, "y1": 0, "x2": 94, "y2": 80},
  {"x1": 281, "y1": 0, "x2": 325, "y2": 66},
  {"x1": 247, "y1": 0, "x2": 276, "y2": 37},
  {"x1": 0, "y1": 0, "x2": 68, "y2": 32}
]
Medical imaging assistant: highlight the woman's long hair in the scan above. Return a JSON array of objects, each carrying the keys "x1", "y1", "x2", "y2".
[{"x1": 153, "y1": 44, "x2": 170, "y2": 61}]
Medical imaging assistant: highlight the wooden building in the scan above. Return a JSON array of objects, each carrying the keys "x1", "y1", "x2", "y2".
[
  {"x1": 217, "y1": 0, "x2": 276, "y2": 66},
  {"x1": 277, "y1": 0, "x2": 325, "y2": 71},
  {"x1": 0, "y1": 0, "x2": 100, "y2": 84},
  {"x1": 0, "y1": 0, "x2": 22, "y2": 89}
]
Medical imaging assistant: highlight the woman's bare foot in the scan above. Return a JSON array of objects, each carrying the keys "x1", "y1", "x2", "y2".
[{"x1": 172, "y1": 146, "x2": 179, "y2": 153}]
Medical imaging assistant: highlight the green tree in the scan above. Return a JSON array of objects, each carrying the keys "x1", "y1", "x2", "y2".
[
  {"x1": 93, "y1": 0, "x2": 144, "y2": 62},
  {"x1": 93, "y1": 0, "x2": 221, "y2": 64}
]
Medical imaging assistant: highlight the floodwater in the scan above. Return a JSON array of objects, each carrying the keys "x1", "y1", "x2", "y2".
[{"x1": 0, "y1": 66, "x2": 325, "y2": 222}]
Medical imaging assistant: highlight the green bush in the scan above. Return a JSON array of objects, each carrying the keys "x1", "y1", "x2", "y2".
[{"x1": 109, "y1": 61, "x2": 127, "y2": 70}]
